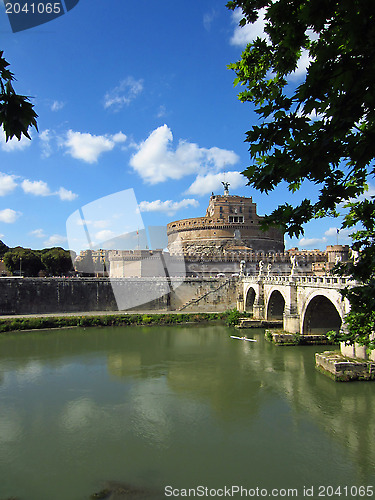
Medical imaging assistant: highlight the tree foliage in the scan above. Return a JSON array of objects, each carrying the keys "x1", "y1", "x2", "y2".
[
  {"x1": 41, "y1": 247, "x2": 73, "y2": 276},
  {"x1": 0, "y1": 240, "x2": 9, "y2": 258},
  {"x1": 227, "y1": 0, "x2": 375, "y2": 348},
  {"x1": 4, "y1": 247, "x2": 43, "y2": 277},
  {"x1": 0, "y1": 50, "x2": 38, "y2": 141},
  {"x1": 3, "y1": 246, "x2": 73, "y2": 277}
]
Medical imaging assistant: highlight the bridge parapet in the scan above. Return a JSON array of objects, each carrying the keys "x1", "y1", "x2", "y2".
[{"x1": 243, "y1": 274, "x2": 356, "y2": 289}]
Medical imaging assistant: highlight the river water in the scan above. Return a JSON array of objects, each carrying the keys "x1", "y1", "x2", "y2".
[{"x1": 0, "y1": 324, "x2": 374, "y2": 499}]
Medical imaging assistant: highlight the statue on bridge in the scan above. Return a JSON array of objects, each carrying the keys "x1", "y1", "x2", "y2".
[
  {"x1": 240, "y1": 259, "x2": 246, "y2": 277},
  {"x1": 267, "y1": 263, "x2": 272, "y2": 276},
  {"x1": 258, "y1": 260, "x2": 264, "y2": 277},
  {"x1": 290, "y1": 255, "x2": 298, "y2": 276}
]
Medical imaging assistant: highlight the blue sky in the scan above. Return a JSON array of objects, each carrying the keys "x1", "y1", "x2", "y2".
[{"x1": 0, "y1": 1, "x2": 356, "y2": 252}]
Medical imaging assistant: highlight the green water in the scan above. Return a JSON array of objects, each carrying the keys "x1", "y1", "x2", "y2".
[{"x1": 0, "y1": 325, "x2": 374, "y2": 499}]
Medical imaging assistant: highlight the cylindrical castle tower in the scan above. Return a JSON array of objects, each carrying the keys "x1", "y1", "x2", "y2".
[{"x1": 167, "y1": 193, "x2": 284, "y2": 256}]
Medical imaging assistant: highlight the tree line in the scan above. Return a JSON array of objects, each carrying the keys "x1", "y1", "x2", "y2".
[{"x1": 0, "y1": 241, "x2": 75, "y2": 277}]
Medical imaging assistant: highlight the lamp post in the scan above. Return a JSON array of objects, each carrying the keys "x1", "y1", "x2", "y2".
[{"x1": 19, "y1": 257, "x2": 22, "y2": 277}]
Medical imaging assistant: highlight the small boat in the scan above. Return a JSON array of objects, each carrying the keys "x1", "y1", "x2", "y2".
[{"x1": 230, "y1": 335, "x2": 257, "y2": 342}]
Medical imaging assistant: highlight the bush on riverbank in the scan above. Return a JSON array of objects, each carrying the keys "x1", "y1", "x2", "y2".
[{"x1": 0, "y1": 310, "x2": 240, "y2": 333}]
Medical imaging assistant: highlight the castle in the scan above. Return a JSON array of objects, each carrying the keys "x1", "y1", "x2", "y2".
[
  {"x1": 106, "y1": 186, "x2": 349, "y2": 278},
  {"x1": 167, "y1": 187, "x2": 284, "y2": 257}
]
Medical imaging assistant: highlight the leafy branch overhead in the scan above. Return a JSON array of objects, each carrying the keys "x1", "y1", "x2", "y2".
[
  {"x1": 227, "y1": 0, "x2": 375, "y2": 238},
  {"x1": 0, "y1": 50, "x2": 38, "y2": 141},
  {"x1": 227, "y1": 0, "x2": 375, "y2": 348}
]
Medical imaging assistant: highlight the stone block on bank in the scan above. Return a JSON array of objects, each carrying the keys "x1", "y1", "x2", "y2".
[{"x1": 315, "y1": 351, "x2": 375, "y2": 382}]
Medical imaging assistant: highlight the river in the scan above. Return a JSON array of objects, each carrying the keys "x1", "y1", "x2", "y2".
[{"x1": 0, "y1": 324, "x2": 374, "y2": 499}]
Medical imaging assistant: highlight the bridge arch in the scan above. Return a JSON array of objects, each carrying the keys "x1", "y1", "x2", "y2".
[
  {"x1": 266, "y1": 289, "x2": 286, "y2": 320},
  {"x1": 302, "y1": 292, "x2": 342, "y2": 335},
  {"x1": 244, "y1": 286, "x2": 256, "y2": 313}
]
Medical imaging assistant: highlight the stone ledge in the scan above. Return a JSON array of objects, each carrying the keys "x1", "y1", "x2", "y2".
[
  {"x1": 315, "y1": 351, "x2": 375, "y2": 382},
  {"x1": 265, "y1": 330, "x2": 334, "y2": 346},
  {"x1": 236, "y1": 319, "x2": 282, "y2": 329}
]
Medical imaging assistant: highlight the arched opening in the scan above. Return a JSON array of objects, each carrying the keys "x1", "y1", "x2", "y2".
[
  {"x1": 303, "y1": 295, "x2": 342, "y2": 335},
  {"x1": 245, "y1": 288, "x2": 256, "y2": 313},
  {"x1": 267, "y1": 290, "x2": 285, "y2": 320}
]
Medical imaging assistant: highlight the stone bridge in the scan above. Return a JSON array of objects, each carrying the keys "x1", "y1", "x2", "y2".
[{"x1": 238, "y1": 274, "x2": 355, "y2": 335}]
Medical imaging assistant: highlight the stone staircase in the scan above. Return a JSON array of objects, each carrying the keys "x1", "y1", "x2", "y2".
[{"x1": 178, "y1": 278, "x2": 232, "y2": 311}]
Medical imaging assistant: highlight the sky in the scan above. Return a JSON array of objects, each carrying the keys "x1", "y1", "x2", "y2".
[{"x1": 0, "y1": 0, "x2": 358, "y2": 253}]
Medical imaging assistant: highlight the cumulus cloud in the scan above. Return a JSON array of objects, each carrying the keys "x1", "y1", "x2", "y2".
[
  {"x1": 0, "y1": 132, "x2": 32, "y2": 152},
  {"x1": 104, "y1": 77, "x2": 144, "y2": 111},
  {"x1": 44, "y1": 234, "x2": 67, "y2": 247},
  {"x1": 139, "y1": 199, "x2": 199, "y2": 216},
  {"x1": 186, "y1": 171, "x2": 247, "y2": 196},
  {"x1": 0, "y1": 208, "x2": 21, "y2": 223},
  {"x1": 299, "y1": 237, "x2": 327, "y2": 248},
  {"x1": 57, "y1": 187, "x2": 78, "y2": 201},
  {"x1": 21, "y1": 179, "x2": 51, "y2": 196},
  {"x1": 64, "y1": 130, "x2": 127, "y2": 163},
  {"x1": 30, "y1": 229, "x2": 46, "y2": 238},
  {"x1": 0, "y1": 172, "x2": 18, "y2": 196},
  {"x1": 130, "y1": 125, "x2": 239, "y2": 184},
  {"x1": 21, "y1": 178, "x2": 78, "y2": 201}
]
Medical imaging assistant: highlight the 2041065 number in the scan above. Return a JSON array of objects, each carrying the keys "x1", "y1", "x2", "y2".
[{"x1": 5, "y1": 2, "x2": 61, "y2": 14}]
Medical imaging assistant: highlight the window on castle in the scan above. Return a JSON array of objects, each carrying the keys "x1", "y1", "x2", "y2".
[{"x1": 228, "y1": 216, "x2": 244, "y2": 223}]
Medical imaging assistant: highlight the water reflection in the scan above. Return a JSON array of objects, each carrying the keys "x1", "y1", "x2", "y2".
[{"x1": 0, "y1": 325, "x2": 374, "y2": 499}]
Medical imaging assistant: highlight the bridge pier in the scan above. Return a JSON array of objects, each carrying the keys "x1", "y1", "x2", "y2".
[
  {"x1": 283, "y1": 313, "x2": 301, "y2": 334},
  {"x1": 253, "y1": 304, "x2": 265, "y2": 320}
]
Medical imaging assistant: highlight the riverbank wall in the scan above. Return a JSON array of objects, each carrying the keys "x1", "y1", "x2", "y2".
[{"x1": 0, "y1": 277, "x2": 238, "y2": 315}]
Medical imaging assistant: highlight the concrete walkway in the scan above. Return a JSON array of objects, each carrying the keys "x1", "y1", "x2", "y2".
[{"x1": 0, "y1": 309, "x2": 222, "y2": 320}]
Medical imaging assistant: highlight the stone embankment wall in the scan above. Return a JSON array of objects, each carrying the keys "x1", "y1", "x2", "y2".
[{"x1": 0, "y1": 277, "x2": 238, "y2": 315}]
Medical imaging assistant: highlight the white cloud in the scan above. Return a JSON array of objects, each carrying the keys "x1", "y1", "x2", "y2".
[
  {"x1": 299, "y1": 237, "x2": 327, "y2": 248},
  {"x1": 130, "y1": 125, "x2": 239, "y2": 184},
  {"x1": 0, "y1": 172, "x2": 17, "y2": 196},
  {"x1": 44, "y1": 234, "x2": 67, "y2": 247},
  {"x1": 57, "y1": 187, "x2": 78, "y2": 201},
  {"x1": 112, "y1": 132, "x2": 127, "y2": 144},
  {"x1": 39, "y1": 129, "x2": 53, "y2": 158},
  {"x1": 95, "y1": 229, "x2": 116, "y2": 242},
  {"x1": 324, "y1": 227, "x2": 352, "y2": 241},
  {"x1": 21, "y1": 179, "x2": 51, "y2": 196},
  {"x1": 139, "y1": 199, "x2": 199, "y2": 216},
  {"x1": 229, "y1": 8, "x2": 314, "y2": 79},
  {"x1": 0, "y1": 208, "x2": 21, "y2": 223},
  {"x1": 186, "y1": 171, "x2": 247, "y2": 196},
  {"x1": 289, "y1": 49, "x2": 313, "y2": 80},
  {"x1": 104, "y1": 77, "x2": 144, "y2": 111},
  {"x1": 230, "y1": 8, "x2": 268, "y2": 46},
  {"x1": 30, "y1": 229, "x2": 46, "y2": 238},
  {"x1": 64, "y1": 130, "x2": 126, "y2": 163},
  {"x1": 0, "y1": 132, "x2": 32, "y2": 152},
  {"x1": 21, "y1": 178, "x2": 77, "y2": 201},
  {"x1": 51, "y1": 100, "x2": 65, "y2": 112}
]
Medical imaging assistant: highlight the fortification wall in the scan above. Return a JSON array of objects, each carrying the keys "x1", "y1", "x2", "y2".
[{"x1": 0, "y1": 277, "x2": 237, "y2": 315}]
